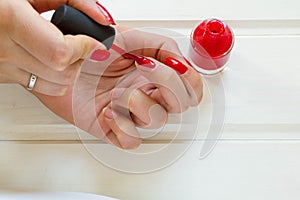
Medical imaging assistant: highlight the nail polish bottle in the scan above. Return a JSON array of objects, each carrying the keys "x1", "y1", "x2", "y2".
[{"x1": 188, "y1": 19, "x2": 234, "y2": 75}]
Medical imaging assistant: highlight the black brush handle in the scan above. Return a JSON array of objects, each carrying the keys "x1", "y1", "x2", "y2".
[{"x1": 51, "y1": 4, "x2": 115, "y2": 49}]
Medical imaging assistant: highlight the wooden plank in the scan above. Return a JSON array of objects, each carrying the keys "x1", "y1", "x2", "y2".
[
  {"x1": 2, "y1": 1, "x2": 299, "y2": 199},
  {"x1": 1, "y1": 36, "x2": 300, "y2": 140},
  {"x1": 41, "y1": 12, "x2": 300, "y2": 36},
  {"x1": 101, "y1": 0, "x2": 300, "y2": 20},
  {"x1": 42, "y1": 0, "x2": 300, "y2": 21},
  {"x1": 1, "y1": 141, "x2": 300, "y2": 199},
  {"x1": 117, "y1": 20, "x2": 300, "y2": 36}
]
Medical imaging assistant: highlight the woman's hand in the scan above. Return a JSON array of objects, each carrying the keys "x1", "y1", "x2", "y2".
[
  {"x1": 33, "y1": 27, "x2": 203, "y2": 149},
  {"x1": 0, "y1": 0, "x2": 114, "y2": 95}
]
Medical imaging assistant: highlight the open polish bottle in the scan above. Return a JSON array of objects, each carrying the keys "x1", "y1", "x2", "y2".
[{"x1": 188, "y1": 19, "x2": 234, "y2": 75}]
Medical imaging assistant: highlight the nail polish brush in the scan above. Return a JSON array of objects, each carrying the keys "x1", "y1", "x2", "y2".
[
  {"x1": 51, "y1": 5, "x2": 183, "y2": 72},
  {"x1": 51, "y1": 5, "x2": 141, "y2": 61}
]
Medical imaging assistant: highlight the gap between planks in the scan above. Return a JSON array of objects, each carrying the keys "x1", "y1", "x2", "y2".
[
  {"x1": 2, "y1": 139, "x2": 300, "y2": 145},
  {"x1": 117, "y1": 19, "x2": 300, "y2": 36}
]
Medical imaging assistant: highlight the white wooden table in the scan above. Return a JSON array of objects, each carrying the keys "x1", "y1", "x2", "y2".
[{"x1": 1, "y1": 0, "x2": 300, "y2": 199}]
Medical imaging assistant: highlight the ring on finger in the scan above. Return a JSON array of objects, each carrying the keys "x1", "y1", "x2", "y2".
[{"x1": 26, "y1": 74, "x2": 38, "y2": 91}]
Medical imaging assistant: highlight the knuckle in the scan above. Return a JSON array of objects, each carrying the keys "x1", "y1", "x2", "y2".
[
  {"x1": 195, "y1": 77, "x2": 204, "y2": 104},
  {"x1": 61, "y1": 68, "x2": 78, "y2": 84},
  {"x1": 51, "y1": 85, "x2": 68, "y2": 96},
  {"x1": 175, "y1": 104, "x2": 189, "y2": 113},
  {"x1": 121, "y1": 139, "x2": 141, "y2": 150},
  {"x1": 190, "y1": 71, "x2": 203, "y2": 88},
  {"x1": 189, "y1": 72, "x2": 204, "y2": 106},
  {"x1": 160, "y1": 69, "x2": 177, "y2": 83},
  {"x1": 150, "y1": 106, "x2": 168, "y2": 129},
  {"x1": 163, "y1": 37, "x2": 180, "y2": 50},
  {"x1": 49, "y1": 43, "x2": 73, "y2": 71},
  {"x1": 165, "y1": 37, "x2": 177, "y2": 45},
  {"x1": 128, "y1": 89, "x2": 142, "y2": 106}
]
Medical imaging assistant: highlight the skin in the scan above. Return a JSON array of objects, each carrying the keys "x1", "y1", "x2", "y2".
[
  {"x1": 0, "y1": 0, "x2": 203, "y2": 149},
  {"x1": 0, "y1": 0, "x2": 111, "y2": 95},
  {"x1": 34, "y1": 27, "x2": 203, "y2": 149}
]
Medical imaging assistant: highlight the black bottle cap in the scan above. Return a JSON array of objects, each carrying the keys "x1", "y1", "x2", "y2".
[{"x1": 51, "y1": 5, "x2": 115, "y2": 49}]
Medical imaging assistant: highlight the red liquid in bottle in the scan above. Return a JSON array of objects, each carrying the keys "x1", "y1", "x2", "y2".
[{"x1": 189, "y1": 19, "x2": 234, "y2": 75}]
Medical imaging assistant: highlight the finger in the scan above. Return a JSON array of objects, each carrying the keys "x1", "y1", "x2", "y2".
[
  {"x1": 116, "y1": 28, "x2": 181, "y2": 61},
  {"x1": 116, "y1": 28, "x2": 203, "y2": 107},
  {"x1": 135, "y1": 33, "x2": 203, "y2": 105},
  {"x1": 10, "y1": 45, "x2": 82, "y2": 85},
  {"x1": 7, "y1": 67, "x2": 69, "y2": 96},
  {"x1": 102, "y1": 131, "x2": 123, "y2": 148},
  {"x1": 11, "y1": 1, "x2": 102, "y2": 71},
  {"x1": 24, "y1": 59, "x2": 82, "y2": 86},
  {"x1": 111, "y1": 88, "x2": 168, "y2": 129},
  {"x1": 164, "y1": 57, "x2": 203, "y2": 106},
  {"x1": 136, "y1": 58, "x2": 190, "y2": 113},
  {"x1": 141, "y1": 34, "x2": 203, "y2": 106},
  {"x1": 180, "y1": 67, "x2": 203, "y2": 107},
  {"x1": 135, "y1": 35, "x2": 203, "y2": 105},
  {"x1": 89, "y1": 108, "x2": 122, "y2": 148},
  {"x1": 32, "y1": 0, "x2": 114, "y2": 25},
  {"x1": 103, "y1": 107, "x2": 141, "y2": 149}
]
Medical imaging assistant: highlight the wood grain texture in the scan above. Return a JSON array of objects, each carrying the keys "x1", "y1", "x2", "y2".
[
  {"x1": 101, "y1": 0, "x2": 300, "y2": 20},
  {"x1": 1, "y1": 0, "x2": 300, "y2": 199},
  {"x1": 0, "y1": 36, "x2": 299, "y2": 140},
  {"x1": 1, "y1": 141, "x2": 300, "y2": 200}
]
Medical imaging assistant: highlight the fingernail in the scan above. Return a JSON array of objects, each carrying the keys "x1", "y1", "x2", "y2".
[
  {"x1": 104, "y1": 107, "x2": 116, "y2": 120},
  {"x1": 164, "y1": 57, "x2": 188, "y2": 75},
  {"x1": 90, "y1": 49, "x2": 110, "y2": 61},
  {"x1": 135, "y1": 56, "x2": 156, "y2": 71},
  {"x1": 96, "y1": 2, "x2": 116, "y2": 25}
]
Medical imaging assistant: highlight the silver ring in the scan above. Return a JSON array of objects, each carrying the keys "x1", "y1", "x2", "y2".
[{"x1": 27, "y1": 74, "x2": 38, "y2": 91}]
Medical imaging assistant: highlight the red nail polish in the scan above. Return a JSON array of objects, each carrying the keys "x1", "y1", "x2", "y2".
[
  {"x1": 90, "y1": 49, "x2": 110, "y2": 61},
  {"x1": 189, "y1": 19, "x2": 234, "y2": 75},
  {"x1": 96, "y1": 2, "x2": 116, "y2": 25},
  {"x1": 111, "y1": 44, "x2": 155, "y2": 68},
  {"x1": 135, "y1": 56, "x2": 156, "y2": 69},
  {"x1": 164, "y1": 57, "x2": 188, "y2": 75},
  {"x1": 111, "y1": 44, "x2": 126, "y2": 55}
]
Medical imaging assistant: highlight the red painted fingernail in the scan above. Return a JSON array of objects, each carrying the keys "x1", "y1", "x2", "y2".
[
  {"x1": 135, "y1": 56, "x2": 156, "y2": 69},
  {"x1": 90, "y1": 49, "x2": 110, "y2": 61},
  {"x1": 164, "y1": 57, "x2": 188, "y2": 74},
  {"x1": 96, "y1": 2, "x2": 116, "y2": 25}
]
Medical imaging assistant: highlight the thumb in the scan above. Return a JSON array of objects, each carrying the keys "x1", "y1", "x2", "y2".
[
  {"x1": 11, "y1": 1, "x2": 104, "y2": 71},
  {"x1": 64, "y1": 34, "x2": 106, "y2": 65},
  {"x1": 136, "y1": 56, "x2": 190, "y2": 113}
]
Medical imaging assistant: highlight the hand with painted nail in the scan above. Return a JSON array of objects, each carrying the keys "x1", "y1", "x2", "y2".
[
  {"x1": 0, "y1": 0, "x2": 114, "y2": 95},
  {"x1": 33, "y1": 27, "x2": 203, "y2": 149}
]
